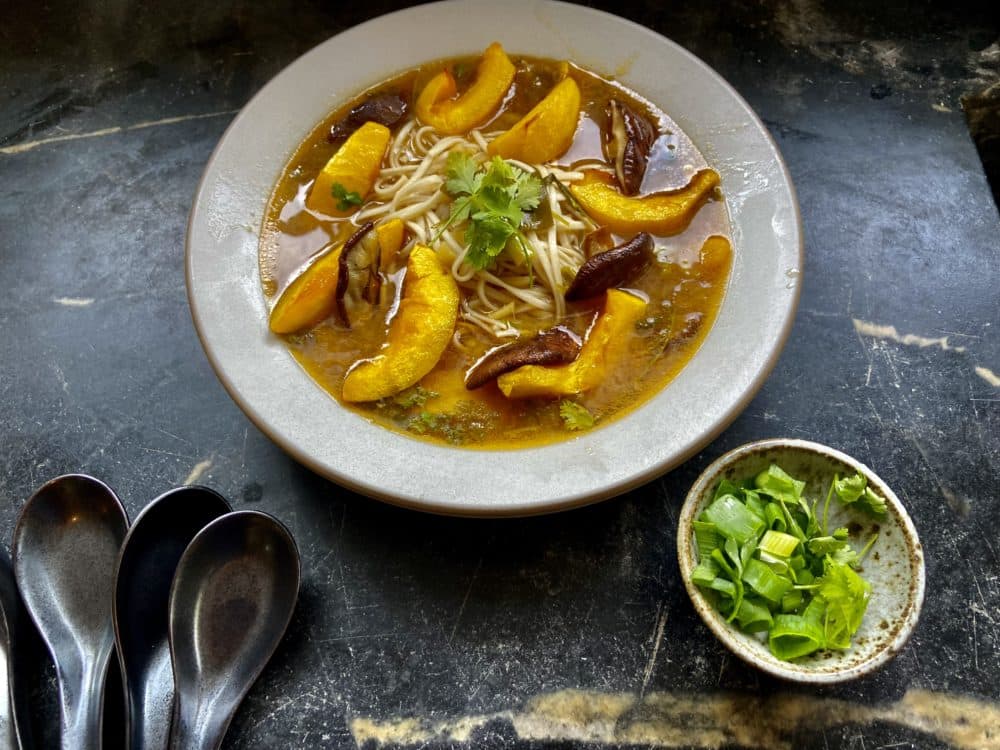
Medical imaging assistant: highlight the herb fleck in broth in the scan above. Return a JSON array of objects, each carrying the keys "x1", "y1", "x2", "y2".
[{"x1": 259, "y1": 50, "x2": 732, "y2": 448}]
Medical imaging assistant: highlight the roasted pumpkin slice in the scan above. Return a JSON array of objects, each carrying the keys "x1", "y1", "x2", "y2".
[
  {"x1": 375, "y1": 218, "x2": 405, "y2": 266},
  {"x1": 570, "y1": 168, "x2": 720, "y2": 236},
  {"x1": 306, "y1": 121, "x2": 391, "y2": 216},
  {"x1": 497, "y1": 289, "x2": 647, "y2": 398},
  {"x1": 415, "y1": 42, "x2": 515, "y2": 135},
  {"x1": 487, "y1": 76, "x2": 581, "y2": 163},
  {"x1": 268, "y1": 244, "x2": 343, "y2": 334},
  {"x1": 342, "y1": 245, "x2": 459, "y2": 402}
]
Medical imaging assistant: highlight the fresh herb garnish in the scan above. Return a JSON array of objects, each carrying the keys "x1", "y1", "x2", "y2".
[
  {"x1": 559, "y1": 400, "x2": 595, "y2": 431},
  {"x1": 374, "y1": 385, "x2": 439, "y2": 420},
  {"x1": 833, "y1": 472, "x2": 888, "y2": 516},
  {"x1": 691, "y1": 464, "x2": 884, "y2": 661},
  {"x1": 434, "y1": 152, "x2": 544, "y2": 271},
  {"x1": 393, "y1": 385, "x2": 438, "y2": 409},
  {"x1": 405, "y1": 400, "x2": 500, "y2": 445},
  {"x1": 331, "y1": 182, "x2": 363, "y2": 211}
]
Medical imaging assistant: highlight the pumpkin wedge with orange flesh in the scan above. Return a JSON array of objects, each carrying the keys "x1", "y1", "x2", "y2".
[
  {"x1": 488, "y1": 76, "x2": 581, "y2": 163},
  {"x1": 415, "y1": 43, "x2": 516, "y2": 135},
  {"x1": 497, "y1": 289, "x2": 647, "y2": 398},
  {"x1": 269, "y1": 218, "x2": 406, "y2": 335},
  {"x1": 569, "y1": 168, "x2": 720, "y2": 236},
  {"x1": 342, "y1": 245, "x2": 459, "y2": 402},
  {"x1": 306, "y1": 121, "x2": 391, "y2": 216},
  {"x1": 268, "y1": 245, "x2": 344, "y2": 334}
]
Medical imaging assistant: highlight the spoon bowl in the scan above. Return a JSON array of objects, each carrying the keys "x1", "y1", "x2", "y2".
[
  {"x1": 12, "y1": 474, "x2": 129, "y2": 750},
  {"x1": 167, "y1": 511, "x2": 300, "y2": 750},
  {"x1": 113, "y1": 486, "x2": 232, "y2": 750}
]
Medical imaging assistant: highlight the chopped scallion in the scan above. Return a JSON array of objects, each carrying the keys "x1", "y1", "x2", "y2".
[{"x1": 690, "y1": 464, "x2": 880, "y2": 661}]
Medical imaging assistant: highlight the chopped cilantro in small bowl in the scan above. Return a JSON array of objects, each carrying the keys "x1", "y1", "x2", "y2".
[{"x1": 678, "y1": 439, "x2": 925, "y2": 683}]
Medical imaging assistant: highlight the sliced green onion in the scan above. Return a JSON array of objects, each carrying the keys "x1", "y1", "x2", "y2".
[
  {"x1": 690, "y1": 463, "x2": 879, "y2": 662},
  {"x1": 702, "y1": 494, "x2": 765, "y2": 544},
  {"x1": 734, "y1": 598, "x2": 773, "y2": 633},
  {"x1": 769, "y1": 615, "x2": 824, "y2": 660},
  {"x1": 692, "y1": 520, "x2": 719, "y2": 558},
  {"x1": 713, "y1": 479, "x2": 745, "y2": 501},
  {"x1": 691, "y1": 558, "x2": 719, "y2": 587},
  {"x1": 769, "y1": 598, "x2": 826, "y2": 660},
  {"x1": 755, "y1": 464, "x2": 806, "y2": 504},
  {"x1": 710, "y1": 547, "x2": 744, "y2": 620},
  {"x1": 758, "y1": 551, "x2": 790, "y2": 576},
  {"x1": 781, "y1": 588, "x2": 803, "y2": 613},
  {"x1": 708, "y1": 577, "x2": 737, "y2": 598},
  {"x1": 742, "y1": 558, "x2": 793, "y2": 604},
  {"x1": 760, "y1": 529, "x2": 799, "y2": 558},
  {"x1": 764, "y1": 503, "x2": 787, "y2": 531},
  {"x1": 746, "y1": 494, "x2": 767, "y2": 521}
]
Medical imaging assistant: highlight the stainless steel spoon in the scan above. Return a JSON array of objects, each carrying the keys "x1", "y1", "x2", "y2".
[
  {"x1": 113, "y1": 486, "x2": 231, "y2": 750},
  {"x1": 167, "y1": 511, "x2": 299, "y2": 750},
  {"x1": 0, "y1": 548, "x2": 31, "y2": 750},
  {"x1": 12, "y1": 474, "x2": 129, "y2": 750}
]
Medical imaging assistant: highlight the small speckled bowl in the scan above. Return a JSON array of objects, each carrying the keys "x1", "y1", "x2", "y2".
[{"x1": 678, "y1": 438, "x2": 925, "y2": 683}]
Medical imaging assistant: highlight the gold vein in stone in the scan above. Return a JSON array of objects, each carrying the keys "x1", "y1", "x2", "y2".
[
  {"x1": 0, "y1": 110, "x2": 239, "y2": 155},
  {"x1": 350, "y1": 688, "x2": 1000, "y2": 750},
  {"x1": 852, "y1": 319, "x2": 967, "y2": 353}
]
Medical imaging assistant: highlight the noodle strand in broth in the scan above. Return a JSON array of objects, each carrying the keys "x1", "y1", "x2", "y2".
[{"x1": 355, "y1": 121, "x2": 590, "y2": 338}]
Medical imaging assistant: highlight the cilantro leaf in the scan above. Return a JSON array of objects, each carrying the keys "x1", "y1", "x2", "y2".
[
  {"x1": 445, "y1": 151, "x2": 481, "y2": 196},
  {"x1": 436, "y1": 151, "x2": 545, "y2": 271},
  {"x1": 466, "y1": 214, "x2": 514, "y2": 269},
  {"x1": 559, "y1": 400, "x2": 595, "y2": 431},
  {"x1": 817, "y1": 560, "x2": 871, "y2": 649},
  {"x1": 331, "y1": 182, "x2": 363, "y2": 211},
  {"x1": 834, "y1": 472, "x2": 887, "y2": 516},
  {"x1": 512, "y1": 170, "x2": 545, "y2": 211}
]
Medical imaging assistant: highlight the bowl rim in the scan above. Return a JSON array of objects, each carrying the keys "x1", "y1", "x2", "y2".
[
  {"x1": 185, "y1": 0, "x2": 804, "y2": 516},
  {"x1": 677, "y1": 438, "x2": 926, "y2": 683}
]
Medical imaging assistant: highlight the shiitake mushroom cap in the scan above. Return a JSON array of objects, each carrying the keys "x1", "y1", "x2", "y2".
[
  {"x1": 565, "y1": 232, "x2": 653, "y2": 301},
  {"x1": 465, "y1": 326, "x2": 582, "y2": 389}
]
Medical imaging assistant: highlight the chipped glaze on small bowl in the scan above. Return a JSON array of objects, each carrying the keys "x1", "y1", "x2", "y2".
[{"x1": 678, "y1": 438, "x2": 925, "y2": 683}]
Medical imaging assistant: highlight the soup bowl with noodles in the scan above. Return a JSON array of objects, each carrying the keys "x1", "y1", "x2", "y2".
[{"x1": 187, "y1": 1, "x2": 802, "y2": 515}]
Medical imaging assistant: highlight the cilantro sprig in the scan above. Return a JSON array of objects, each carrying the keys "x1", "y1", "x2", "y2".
[
  {"x1": 331, "y1": 182, "x2": 363, "y2": 211},
  {"x1": 434, "y1": 152, "x2": 544, "y2": 271},
  {"x1": 691, "y1": 464, "x2": 885, "y2": 661}
]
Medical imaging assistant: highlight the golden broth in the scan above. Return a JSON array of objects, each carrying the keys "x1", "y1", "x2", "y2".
[{"x1": 259, "y1": 54, "x2": 732, "y2": 449}]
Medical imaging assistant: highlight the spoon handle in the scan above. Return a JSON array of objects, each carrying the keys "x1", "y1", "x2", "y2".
[
  {"x1": 58, "y1": 660, "x2": 106, "y2": 750},
  {"x1": 168, "y1": 698, "x2": 229, "y2": 750}
]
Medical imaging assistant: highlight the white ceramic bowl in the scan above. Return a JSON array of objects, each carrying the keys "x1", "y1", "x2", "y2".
[
  {"x1": 678, "y1": 439, "x2": 925, "y2": 682},
  {"x1": 186, "y1": 1, "x2": 802, "y2": 515}
]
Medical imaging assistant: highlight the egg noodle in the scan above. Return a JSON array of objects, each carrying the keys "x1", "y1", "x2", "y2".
[{"x1": 354, "y1": 119, "x2": 597, "y2": 340}]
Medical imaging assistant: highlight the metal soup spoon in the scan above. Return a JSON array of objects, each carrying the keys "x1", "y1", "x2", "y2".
[
  {"x1": 12, "y1": 474, "x2": 129, "y2": 750},
  {"x1": 113, "y1": 486, "x2": 231, "y2": 750},
  {"x1": 1, "y1": 548, "x2": 31, "y2": 750},
  {"x1": 167, "y1": 511, "x2": 300, "y2": 750}
]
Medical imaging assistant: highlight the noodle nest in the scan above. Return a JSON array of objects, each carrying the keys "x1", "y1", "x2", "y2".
[{"x1": 354, "y1": 121, "x2": 596, "y2": 340}]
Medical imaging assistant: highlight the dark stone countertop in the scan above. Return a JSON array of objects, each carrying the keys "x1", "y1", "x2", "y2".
[{"x1": 1, "y1": 1, "x2": 998, "y2": 748}]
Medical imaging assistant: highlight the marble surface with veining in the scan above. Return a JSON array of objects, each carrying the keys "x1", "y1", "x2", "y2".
[{"x1": 1, "y1": 1, "x2": 998, "y2": 748}]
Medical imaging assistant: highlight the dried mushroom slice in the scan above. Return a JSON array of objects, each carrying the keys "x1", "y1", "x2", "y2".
[
  {"x1": 329, "y1": 93, "x2": 409, "y2": 141},
  {"x1": 335, "y1": 222, "x2": 380, "y2": 327},
  {"x1": 565, "y1": 232, "x2": 653, "y2": 301},
  {"x1": 605, "y1": 99, "x2": 657, "y2": 196},
  {"x1": 465, "y1": 327, "x2": 581, "y2": 390}
]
